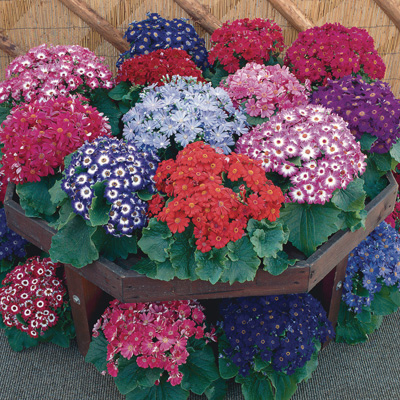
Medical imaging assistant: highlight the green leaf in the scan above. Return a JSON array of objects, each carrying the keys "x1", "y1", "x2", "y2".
[
  {"x1": 49, "y1": 215, "x2": 99, "y2": 268},
  {"x1": 369, "y1": 286, "x2": 399, "y2": 315},
  {"x1": 220, "y1": 236, "x2": 261, "y2": 284},
  {"x1": 195, "y1": 247, "x2": 229, "y2": 284},
  {"x1": 292, "y1": 347, "x2": 320, "y2": 383},
  {"x1": 331, "y1": 178, "x2": 366, "y2": 212},
  {"x1": 129, "y1": 258, "x2": 176, "y2": 281},
  {"x1": 280, "y1": 203, "x2": 341, "y2": 257},
  {"x1": 48, "y1": 178, "x2": 68, "y2": 206},
  {"x1": 170, "y1": 226, "x2": 197, "y2": 280},
  {"x1": 362, "y1": 158, "x2": 388, "y2": 199},
  {"x1": 263, "y1": 251, "x2": 297, "y2": 276},
  {"x1": 359, "y1": 133, "x2": 377, "y2": 151},
  {"x1": 92, "y1": 228, "x2": 137, "y2": 261},
  {"x1": 4, "y1": 327, "x2": 39, "y2": 352},
  {"x1": 354, "y1": 309, "x2": 372, "y2": 324},
  {"x1": 218, "y1": 355, "x2": 239, "y2": 380},
  {"x1": 389, "y1": 286, "x2": 400, "y2": 306},
  {"x1": 247, "y1": 219, "x2": 289, "y2": 258},
  {"x1": 137, "y1": 190, "x2": 154, "y2": 201},
  {"x1": 338, "y1": 209, "x2": 368, "y2": 232},
  {"x1": 0, "y1": 103, "x2": 12, "y2": 124},
  {"x1": 16, "y1": 177, "x2": 58, "y2": 216},
  {"x1": 204, "y1": 378, "x2": 227, "y2": 400},
  {"x1": 210, "y1": 63, "x2": 229, "y2": 87},
  {"x1": 87, "y1": 181, "x2": 110, "y2": 226},
  {"x1": 108, "y1": 81, "x2": 131, "y2": 101},
  {"x1": 269, "y1": 373, "x2": 298, "y2": 400},
  {"x1": 253, "y1": 357, "x2": 271, "y2": 373},
  {"x1": 237, "y1": 373, "x2": 274, "y2": 400},
  {"x1": 371, "y1": 153, "x2": 393, "y2": 173},
  {"x1": 49, "y1": 200, "x2": 75, "y2": 230},
  {"x1": 85, "y1": 333, "x2": 108, "y2": 373},
  {"x1": 125, "y1": 377, "x2": 189, "y2": 400},
  {"x1": 389, "y1": 139, "x2": 400, "y2": 163},
  {"x1": 138, "y1": 218, "x2": 173, "y2": 263},
  {"x1": 246, "y1": 115, "x2": 267, "y2": 126},
  {"x1": 180, "y1": 345, "x2": 219, "y2": 395},
  {"x1": 114, "y1": 356, "x2": 162, "y2": 394},
  {"x1": 90, "y1": 88, "x2": 122, "y2": 136}
]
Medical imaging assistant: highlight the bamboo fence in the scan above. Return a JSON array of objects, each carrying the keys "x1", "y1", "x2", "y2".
[{"x1": 0, "y1": 0, "x2": 400, "y2": 96}]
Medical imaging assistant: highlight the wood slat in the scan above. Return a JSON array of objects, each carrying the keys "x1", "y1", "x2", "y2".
[
  {"x1": 268, "y1": 0, "x2": 314, "y2": 31},
  {"x1": 0, "y1": 30, "x2": 22, "y2": 58}
]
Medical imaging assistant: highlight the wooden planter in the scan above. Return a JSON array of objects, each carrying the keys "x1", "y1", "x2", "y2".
[{"x1": 4, "y1": 173, "x2": 398, "y2": 355}]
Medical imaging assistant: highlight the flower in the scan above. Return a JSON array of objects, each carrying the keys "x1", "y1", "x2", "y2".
[
  {"x1": 208, "y1": 18, "x2": 285, "y2": 73},
  {"x1": 0, "y1": 96, "x2": 112, "y2": 184},
  {"x1": 122, "y1": 75, "x2": 248, "y2": 155},
  {"x1": 219, "y1": 294, "x2": 334, "y2": 377},
  {"x1": 285, "y1": 23, "x2": 385, "y2": 87},
  {"x1": 342, "y1": 222, "x2": 400, "y2": 313},
  {"x1": 0, "y1": 44, "x2": 114, "y2": 105},
  {"x1": 222, "y1": 62, "x2": 310, "y2": 122},
  {"x1": 62, "y1": 137, "x2": 159, "y2": 237},
  {"x1": 92, "y1": 299, "x2": 216, "y2": 385},
  {"x1": 311, "y1": 76, "x2": 400, "y2": 153},
  {"x1": 0, "y1": 257, "x2": 68, "y2": 338},
  {"x1": 116, "y1": 48, "x2": 205, "y2": 86},
  {"x1": 236, "y1": 104, "x2": 367, "y2": 204},
  {"x1": 150, "y1": 141, "x2": 284, "y2": 252},
  {"x1": 117, "y1": 12, "x2": 208, "y2": 70}
]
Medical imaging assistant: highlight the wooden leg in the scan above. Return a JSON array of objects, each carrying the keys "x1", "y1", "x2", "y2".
[{"x1": 64, "y1": 265, "x2": 109, "y2": 356}]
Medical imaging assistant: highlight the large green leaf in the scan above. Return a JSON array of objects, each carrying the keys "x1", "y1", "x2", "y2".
[
  {"x1": 138, "y1": 218, "x2": 173, "y2": 263},
  {"x1": 247, "y1": 219, "x2": 289, "y2": 258},
  {"x1": 48, "y1": 178, "x2": 68, "y2": 206},
  {"x1": 0, "y1": 103, "x2": 12, "y2": 124},
  {"x1": 359, "y1": 133, "x2": 377, "y2": 151},
  {"x1": 237, "y1": 373, "x2": 274, "y2": 400},
  {"x1": 108, "y1": 81, "x2": 131, "y2": 101},
  {"x1": 195, "y1": 247, "x2": 229, "y2": 284},
  {"x1": 49, "y1": 215, "x2": 99, "y2": 268},
  {"x1": 90, "y1": 88, "x2": 122, "y2": 136},
  {"x1": 87, "y1": 182, "x2": 111, "y2": 226},
  {"x1": 389, "y1": 139, "x2": 400, "y2": 163},
  {"x1": 291, "y1": 346, "x2": 320, "y2": 383},
  {"x1": 361, "y1": 158, "x2": 388, "y2": 199},
  {"x1": 263, "y1": 251, "x2": 297, "y2": 276},
  {"x1": 218, "y1": 355, "x2": 239, "y2": 380},
  {"x1": 125, "y1": 378, "x2": 189, "y2": 400},
  {"x1": 170, "y1": 226, "x2": 197, "y2": 280},
  {"x1": 16, "y1": 177, "x2": 58, "y2": 216},
  {"x1": 129, "y1": 258, "x2": 176, "y2": 281},
  {"x1": 369, "y1": 286, "x2": 399, "y2": 315},
  {"x1": 331, "y1": 178, "x2": 366, "y2": 212},
  {"x1": 209, "y1": 63, "x2": 229, "y2": 88},
  {"x1": 269, "y1": 372, "x2": 300, "y2": 400},
  {"x1": 220, "y1": 236, "x2": 261, "y2": 284},
  {"x1": 180, "y1": 346, "x2": 220, "y2": 395},
  {"x1": 3, "y1": 327, "x2": 39, "y2": 352},
  {"x1": 280, "y1": 203, "x2": 341, "y2": 257},
  {"x1": 246, "y1": 115, "x2": 267, "y2": 126},
  {"x1": 84, "y1": 333, "x2": 108, "y2": 373},
  {"x1": 114, "y1": 356, "x2": 162, "y2": 394},
  {"x1": 371, "y1": 152, "x2": 393, "y2": 173},
  {"x1": 338, "y1": 209, "x2": 368, "y2": 232},
  {"x1": 204, "y1": 378, "x2": 227, "y2": 400},
  {"x1": 49, "y1": 200, "x2": 75, "y2": 230}
]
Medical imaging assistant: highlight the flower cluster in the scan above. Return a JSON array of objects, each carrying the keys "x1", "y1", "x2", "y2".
[
  {"x1": 0, "y1": 96, "x2": 112, "y2": 184},
  {"x1": 117, "y1": 13, "x2": 208, "y2": 70},
  {"x1": 150, "y1": 141, "x2": 284, "y2": 252},
  {"x1": 93, "y1": 299, "x2": 216, "y2": 386},
  {"x1": 219, "y1": 294, "x2": 334, "y2": 377},
  {"x1": 343, "y1": 222, "x2": 400, "y2": 313},
  {"x1": 311, "y1": 76, "x2": 400, "y2": 153},
  {"x1": 62, "y1": 137, "x2": 158, "y2": 236},
  {"x1": 116, "y1": 48, "x2": 205, "y2": 86},
  {"x1": 222, "y1": 63, "x2": 310, "y2": 121},
  {"x1": 284, "y1": 23, "x2": 386, "y2": 87},
  {"x1": 236, "y1": 105, "x2": 367, "y2": 204},
  {"x1": 208, "y1": 18, "x2": 285, "y2": 73},
  {"x1": 0, "y1": 257, "x2": 67, "y2": 338},
  {"x1": 122, "y1": 75, "x2": 248, "y2": 155},
  {"x1": 0, "y1": 44, "x2": 114, "y2": 105},
  {"x1": 0, "y1": 209, "x2": 28, "y2": 263}
]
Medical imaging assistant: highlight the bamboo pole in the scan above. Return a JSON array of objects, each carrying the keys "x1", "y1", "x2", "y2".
[
  {"x1": 373, "y1": 0, "x2": 400, "y2": 31},
  {"x1": 0, "y1": 30, "x2": 23, "y2": 58},
  {"x1": 267, "y1": 0, "x2": 314, "y2": 31},
  {"x1": 172, "y1": 0, "x2": 222, "y2": 34},
  {"x1": 58, "y1": 0, "x2": 130, "y2": 52}
]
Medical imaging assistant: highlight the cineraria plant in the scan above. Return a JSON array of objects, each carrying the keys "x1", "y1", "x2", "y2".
[
  {"x1": 117, "y1": 12, "x2": 209, "y2": 70},
  {"x1": 0, "y1": 44, "x2": 114, "y2": 107},
  {"x1": 311, "y1": 76, "x2": 400, "y2": 199},
  {"x1": 208, "y1": 17, "x2": 284, "y2": 81},
  {"x1": 236, "y1": 104, "x2": 368, "y2": 256},
  {"x1": 0, "y1": 208, "x2": 28, "y2": 275},
  {"x1": 0, "y1": 256, "x2": 75, "y2": 351},
  {"x1": 284, "y1": 23, "x2": 386, "y2": 88},
  {"x1": 135, "y1": 141, "x2": 289, "y2": 284},
  {"x1": 122, "y1": 75, "x2": 248, "y2": 157},
  {"x1": 85, "y1": 299, "x2": 221, "y2": 399},
  {"x1": 218, "y1": 294, "x2": 334, "y2": 400},
  {"x1": 336, "y1": 222, "x2": 400, "y2": 344},
  {"x1": 46, "y1": 136, "x2": 158, "y2": 268},
  {"x1": 221, "y1": 62, "x2": 310, "y2": 126},
  {"x1": 0, "y1": 95, "x2": 112, "y2": 185}
]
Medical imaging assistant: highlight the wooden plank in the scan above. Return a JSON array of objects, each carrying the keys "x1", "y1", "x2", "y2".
[
  {"x1": 172, "y1": 0, "x2": 222, "y2": 34},
  {"x1": 0, "y1": 30, "x2": 23, "y2": 58},
  {"x1": 374, "y1": 0, "x2": 400, "y2": 31},
  {"x1": 58, "y1": 0, "x2": 130, "y2": 53},
  {"x1": 267, "y1": 0, "x2": 314, "y2": 31}
]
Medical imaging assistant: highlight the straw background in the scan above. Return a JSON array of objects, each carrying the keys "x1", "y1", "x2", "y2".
[{"x1": 0, "y1": 0, "x2": 400, "y2": 96}]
